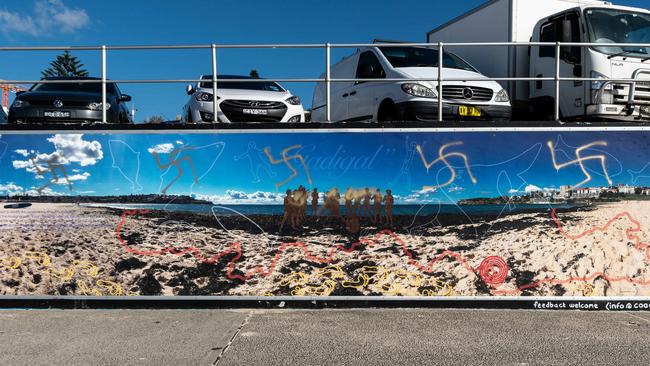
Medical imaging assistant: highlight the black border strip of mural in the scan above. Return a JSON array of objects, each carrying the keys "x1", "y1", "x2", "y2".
[
  {"x1": 1, "y1": 296, "x2": 650, "y2": 311},
  {"x1": 2, "y1": 120, "x2": 650, "y2": 133}
]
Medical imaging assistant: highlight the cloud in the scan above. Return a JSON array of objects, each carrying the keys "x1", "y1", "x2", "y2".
[
  {"x1": 25, "y1": 186, "x2": 66, "y2": 196},
  {"x1": 197, "y1": 190, "x2": 281, "y2": 204},
  {"x1": 0, "y1": 0, "x2": 90, "y2": 37},
  {"x1": 0, "y1": 182, "x2": 24, "y2": 196},
  {"x1": 447, "y1": 186, "x2": 465, "y2": 194},
  {"x1": 11, "y1": 135, "x2": 101, "y2": 194},
  {"x1": 14, "y1": 149, "x2": 32, "y2": 157},
  {"x1": 147, "y1": 143, "x2": 175, "y2": 154},
  {"x1": 524, "y1": 184, "x2": 542, "y2": 193},
  {"x1": 521, "y1": 185, "x2": 558, "y2": 195},
  {"x1": 46, "y1": 134, "x2": 103, "y2": 166}
]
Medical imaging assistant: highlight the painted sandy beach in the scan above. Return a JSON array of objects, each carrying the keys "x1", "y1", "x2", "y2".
[{"x1": 1, "y1": 201, "x2": 649, "y2": 297}]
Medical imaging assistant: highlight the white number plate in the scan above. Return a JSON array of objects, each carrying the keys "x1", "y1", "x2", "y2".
[
  {"x1": 44, "y1": 111, "x2": 71, "y2": 118},
  {"x1": 242, "y1": 109, "x2": 268, "y2": 115}
]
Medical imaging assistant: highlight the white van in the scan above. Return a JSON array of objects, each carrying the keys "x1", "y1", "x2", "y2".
[{"x1": 311, "y1": 44, "x2": 512, "y2": 122}]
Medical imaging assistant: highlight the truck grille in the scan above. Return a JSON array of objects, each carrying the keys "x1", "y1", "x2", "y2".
[
  {"x1": 612, "y1": 83, "x2": 650, "y2": 105},
  {"x1": 441, "y1": 86, "x2": 493, "y2": 102}
]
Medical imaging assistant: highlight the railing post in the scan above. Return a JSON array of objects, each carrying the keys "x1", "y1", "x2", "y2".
[
  {"x1": 211, "y1": 44, "x2": 218, "y2": 123},
  {"x1": 555, "y1": 42, "x2": 561, "y2": 122},
  {"x1": 326, "y1": 43, "x2": 331, "y2": 122},
  {"x1": 438, "y1": 42, "x2": 443, "y2": 123},
  {"x1": 101, "y1": 45, "x2": 107, "y2": 123}
]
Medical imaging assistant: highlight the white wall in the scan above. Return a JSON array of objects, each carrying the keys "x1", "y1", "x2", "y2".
[{"x1": 427, "y1": 0, "x2": 511, "y2": 91}]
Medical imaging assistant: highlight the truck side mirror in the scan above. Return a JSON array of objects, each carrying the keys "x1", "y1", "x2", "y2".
[
  {"x1": 561, "y1": 19, "x2": 573, "y2": 43},
  {"x1": 186, "y1": 84, "x2": 195, "y2": 95},
  {"x1": 573, "y1": 64, "x2": 582, "y2": 78}
]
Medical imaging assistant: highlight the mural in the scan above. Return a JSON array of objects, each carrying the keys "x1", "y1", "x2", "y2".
[{"x1": 1, "y1": 130, "x2": 650, "y2": 298}]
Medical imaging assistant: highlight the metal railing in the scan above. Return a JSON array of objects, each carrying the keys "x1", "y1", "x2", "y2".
[{"x1": 1, "y1": 41, "x2": 650, "y2": 124}]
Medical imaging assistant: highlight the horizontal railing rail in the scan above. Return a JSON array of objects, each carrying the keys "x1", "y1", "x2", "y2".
[{"x1": 2, "y1": 41, "x2": 650, "y2": 123}]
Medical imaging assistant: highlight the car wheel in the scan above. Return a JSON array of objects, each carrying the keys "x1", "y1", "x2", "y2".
[{"x1": 378, "y1": 101, "x2": 398, "y2": 122}]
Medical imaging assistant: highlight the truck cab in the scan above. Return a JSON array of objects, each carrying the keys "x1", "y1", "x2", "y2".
[{"x1": 530, "y1": 5, "x2": 650, "y2": 121}]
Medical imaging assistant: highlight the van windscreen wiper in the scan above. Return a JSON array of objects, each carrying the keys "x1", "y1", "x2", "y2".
[{"x1": 607, "y1": 48, "x2": 648, "y2": 59}]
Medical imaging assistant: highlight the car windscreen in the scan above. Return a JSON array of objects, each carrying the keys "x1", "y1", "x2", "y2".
[
  {"x1": 585, "y1": 8, "x2": 650, "y2": 56},
  {"x1": 30, "y1": 81, "x2": 116, "y2": 94},
  {"x1": 199, "y1": 76, "x2": 285, "y2": 91},
  {"x1": 378, "y1": 47, "x2": 477, "y2": 72}
]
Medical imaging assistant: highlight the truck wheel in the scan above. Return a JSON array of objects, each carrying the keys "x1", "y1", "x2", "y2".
[{"x1": 531, "y1": 98, "x2": 561, "y2": 121}]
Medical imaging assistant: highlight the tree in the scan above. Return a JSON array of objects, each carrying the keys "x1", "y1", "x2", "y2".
[
  {"x1": 249, "y1": 69, "x2": 260, "y2": 78},
  {"x1": 41, "y1": 51, "x2": 89, "y2": 78},
  {"x1": 142, "y1": 115, "x2": 165, "y2": 124}
]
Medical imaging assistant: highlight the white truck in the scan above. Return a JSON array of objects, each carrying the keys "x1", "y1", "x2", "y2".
[{"x1": 427, "y1": 0, "x2": 650, "y2": 121}]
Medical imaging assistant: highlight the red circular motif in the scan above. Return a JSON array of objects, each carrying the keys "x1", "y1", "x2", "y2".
[{"x1": 478, "y1": 256, "x2": 509, "y2": 286}]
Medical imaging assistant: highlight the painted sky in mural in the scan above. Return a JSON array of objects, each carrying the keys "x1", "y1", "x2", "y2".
[{"x1": 0, "y1": 132, "x2": 648, "y2": 204}]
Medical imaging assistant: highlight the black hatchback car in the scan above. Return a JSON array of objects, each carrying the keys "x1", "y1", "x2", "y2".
[{"x1": 8, "y1": 77, "x2": 133, "y2": 124}]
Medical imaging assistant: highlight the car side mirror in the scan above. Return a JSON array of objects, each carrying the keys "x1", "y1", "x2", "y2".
[
  {"x1": 16, "y1": 91, "x2": 25, "y2": 96},
  {"x1": 119, "y1": 94, "x2": 132, "y2": 102},
  {"x1": 186, "y1": 84, "x2": 195, "y2": 95}
]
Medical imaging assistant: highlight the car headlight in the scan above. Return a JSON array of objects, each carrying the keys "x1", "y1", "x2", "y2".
[
  {"x1": 591, "y1": 71, "x2": 612, "y2": 91},
  {"x1": 286, "y1": 96, "x2": 301, "y2": 105},
  {"x1": 12, "y1": 100, "x2": 29, "y2": 108},
  {"x1": 494, "y1": 89, "x2": 510, "y2": 103},
  {"x1": 195, "y1": 92, "x2": 214, "y2": 102},
  {"x1": 87, "y1": 102, "x2": 111, "y2": 111},
  {"x1": 401, "y1": 83, "x2": 437, "y2": 98}
]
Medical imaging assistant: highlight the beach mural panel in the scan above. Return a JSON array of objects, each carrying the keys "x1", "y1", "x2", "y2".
[{"x1": 0, "y1": 130, "x2": 650, "y2": 298}]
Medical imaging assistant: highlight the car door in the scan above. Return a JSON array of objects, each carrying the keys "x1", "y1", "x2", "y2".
[
  {"x1": 345, "y1": 50, "x2": 386, "y2": 122},
  {"x1": 329, "y1": 54, "x2": 358, "y2": 122}
]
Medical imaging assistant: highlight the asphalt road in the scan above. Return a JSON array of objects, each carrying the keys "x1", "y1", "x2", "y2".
[{"x1": 1, "y1": 309, "x2": 649, "y2": 365}]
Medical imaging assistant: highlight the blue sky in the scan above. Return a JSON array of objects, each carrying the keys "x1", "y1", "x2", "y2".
[
  {"x1": 0, "y1": 0, "x2": 648, "y2": 121},
  {"x1": 0, "y1": 131, "x2": 647, "y2": 204}
]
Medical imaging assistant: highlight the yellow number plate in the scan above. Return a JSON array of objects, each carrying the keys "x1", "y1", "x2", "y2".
[{"x1": 458, "y1": 106, "x2": 482, "y2": 117}]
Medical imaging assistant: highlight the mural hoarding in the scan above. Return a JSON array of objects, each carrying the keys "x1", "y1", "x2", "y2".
[{"x1": 0, "y1": 129, "x2": 650, "y2": 299}]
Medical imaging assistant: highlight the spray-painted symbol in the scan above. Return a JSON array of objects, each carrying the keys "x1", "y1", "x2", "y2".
[
  {"x1": 151, "y1": 146, "x2": 199, "y2": 195},
  {"x1": 478, "y1": 256, "x2": 509, "y2": 286},
  {"x1": 31, "y1": 155, "x2": 72, "y2": 194},
  {"x1": 264, "y1": 145, "x2": 312, "y2": 190},
  {"x1": 416, "y1": 142, "x2": 477, "y2": 192},
  {"x1": 547, "y1": 140, "x2": 613, "y2": 190}
]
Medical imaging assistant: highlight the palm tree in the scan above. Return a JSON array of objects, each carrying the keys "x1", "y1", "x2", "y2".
[{"x1": 41, "y1": 51, "x2": 89, "y2": 78}]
